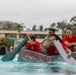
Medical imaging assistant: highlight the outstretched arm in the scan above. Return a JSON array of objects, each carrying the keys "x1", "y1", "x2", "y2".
[
  {"x1": 65, "y1": 48, "x2": 72, "y2": 58},
  {"x1": 61, "y1": 43, "x2": 72, "y2": 58}
]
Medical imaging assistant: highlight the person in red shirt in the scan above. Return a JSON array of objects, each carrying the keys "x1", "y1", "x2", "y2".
[
  {"x1": 42, "y1": 35, "x2": 71, "y2": 58},
  {"x1": 62, "y1": 28, "x2": 76, "y2": 52},
  {"x1": 24, "y1": 34, "x2": 42, "y2": 53},
  {"x1": 41, "y1": 28, "x2": 63, "y2": 54}
]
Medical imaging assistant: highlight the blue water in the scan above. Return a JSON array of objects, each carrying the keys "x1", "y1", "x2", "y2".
[{"x1": 0, "y1": 55, "x2": 76, "y2": 75}]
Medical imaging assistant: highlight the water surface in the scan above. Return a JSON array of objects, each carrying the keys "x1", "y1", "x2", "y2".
[{"x1": 0, "y1": 55, "x2": 76, "y2": 75}]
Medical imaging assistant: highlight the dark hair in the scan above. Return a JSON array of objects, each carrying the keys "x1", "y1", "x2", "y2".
[
  {"x1": 30, "y1": 35, "x2": 36, "y2": 41},
  {"x1": 48, "y1": 28, "x2": 55, "y2": 32},
  {"x1": 1, "y1": 40, "x2": 3, "y2": 42},
  {"x1": 66, "y1": 28, "x2": 72, "y2": 31},
  {"x1": 49, "y1": 34, "x2": 55, "y2": 37}
]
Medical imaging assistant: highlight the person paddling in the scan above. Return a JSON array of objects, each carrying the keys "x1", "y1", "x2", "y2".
[
  {"x1": 41, "y1": 28, "x2": 71, "y2": 58},
  {"x1": 24, "y1": 34, "x2": 42, "y2": 53}
]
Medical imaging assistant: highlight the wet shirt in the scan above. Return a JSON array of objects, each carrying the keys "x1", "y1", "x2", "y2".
[
  {"x1": 24, "y1": 41, "x2": 42, "y2": 53},
  {"x1": 47, "y1": 43, "x2": 67, "y2": 56},
  {"x1": 42, "y1": 39, "x2": 67, "y2": 56},
  {"x1": 62, "y1": 35, "x2": 76, "y2": 51}
]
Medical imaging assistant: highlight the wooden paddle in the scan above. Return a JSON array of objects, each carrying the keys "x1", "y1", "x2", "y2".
[{"x1": 1, "y1": 36, "x2": 28, "y2": 61}]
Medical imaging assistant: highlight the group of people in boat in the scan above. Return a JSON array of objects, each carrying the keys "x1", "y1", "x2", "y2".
[
  {"x1": 1, "y1": 27, "x2": 76, "y2": 59},
  {"x1": 23, "y1": 27, "x2": 76, "y2": 58}
]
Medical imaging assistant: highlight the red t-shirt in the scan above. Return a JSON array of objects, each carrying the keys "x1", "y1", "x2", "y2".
[
  {"x1": 47, "y1": 43, "x2": 67, "y2": 56},
  {"x1": 62, "y1": 35, "x2": 76, "y2": 51},
  {"x1": 24, "y1": 41, "x2": 42, "y2": 53}
]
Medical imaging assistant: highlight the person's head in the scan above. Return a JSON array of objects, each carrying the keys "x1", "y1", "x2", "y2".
[
  {"x1": 30, "y1": 35, "x2": 36, "y2": 41},
  {"x1": 48, "y1": 28, "x2": 55, "y2": 35},
  {"x1": 0, "y1": 40, "x2": 3, "y2": 42},
  {"x1": 65, "y1": 28, "x2": 73, "y2": 38}
]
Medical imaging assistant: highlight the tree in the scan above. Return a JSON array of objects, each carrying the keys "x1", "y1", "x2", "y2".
[
  {"x1": 0, "y1": 21, "x2": 24, "y2": 31},
  {"x1": 26, "y1": 28, "x2": 31, "y2": 31},
  {"x1": 57, "y1": 20, "x2": 68, "y2": 36},
  {"x1": 32, "y1": 25, "x2": 37, "y2": 31},
  {"x1": 70, "y1": 16, "x2": 76, "y2": 34},
  {"x1": 70, "y1": 16, "x2": 76, "y2": 23},
  {"x1": 50, "y1": 22, "x2": 56, "y2": 28},
  {"x1": 39, "y1": 25, "x2": 43, "y2": 31}
]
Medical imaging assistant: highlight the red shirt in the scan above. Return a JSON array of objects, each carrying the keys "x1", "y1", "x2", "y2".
[
  {"x1": 47, "y1": 43, "x2": 67, "y2": 56},
  {"x1": 24, "y1": 41, "x2": 42, "y2": 53},
  {"x1": 62, "y1": 35, "x2": 76, "y2": 51}
]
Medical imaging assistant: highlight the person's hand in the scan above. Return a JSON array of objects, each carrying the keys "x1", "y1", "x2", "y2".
[
  {"x1": 66, "y1": 48, "x2": 72, "y2": 58},
  {"x1": 49, "y1": 36, "x2": 55, "y2": 41},
  {"x1": 74, "y1": 42, "x2": 76, "y2": 46},
  {"x1": 67, "y1": 53, "x2": 71, "y2": 58},
  {"x1": 27, "y1": 33, "x2": 30, "y2": 37}
]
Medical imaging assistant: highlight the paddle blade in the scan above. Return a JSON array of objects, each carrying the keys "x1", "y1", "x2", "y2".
[
  {"x1": 1, "y1": 36, "x2": 28, "y2": 61},
  {"x1": 53, "y1": 40, "x2": 75, "y2": 65},
  {"x1": 1, "y1": 51, "x2": 16, "y2": 61}
]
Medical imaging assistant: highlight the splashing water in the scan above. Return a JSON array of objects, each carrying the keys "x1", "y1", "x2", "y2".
[{"x1": 0, "y1": 54, "x2": 76, "y2": 75}]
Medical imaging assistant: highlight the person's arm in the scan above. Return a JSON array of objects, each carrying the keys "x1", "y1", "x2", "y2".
[
  {"x1": 65, "y1": 48, "x2": 72, "y2": 58},
  {"x1": 43, "y1": 36, "x2": 55, "y2": 49},
  {"x1": 27, "y1": 34, "x2": 34, "y2": 44},
  {"x1": 62, "y1": 36, "x2": 76, "y2": 47},
  {"x1": 61, "y1": 43, "x2": 71, "y2": 58},
  {"x1": 43, "y1": 40, "x2": 52, "y2": 49},
  {"x1": 64, "y1": 41, "x2": 76, "y2": 47}
]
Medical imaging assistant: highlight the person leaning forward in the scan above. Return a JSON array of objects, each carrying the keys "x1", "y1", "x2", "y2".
[
  {"x1": 24, "y1": 33, "x2": 42, "y2": 53},
  {"x1": 62, "y1": 28, "x2": 76, "y2": 52},
  {"x1": 41, "y1": 28, "x2": 71, "y2": 58},
  {"x1": 41, "y1": 28, "x2": 62, "y2": 54}
]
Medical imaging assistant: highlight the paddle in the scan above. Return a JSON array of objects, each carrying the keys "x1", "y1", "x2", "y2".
[
  {"x1": 53, "y1": 40, "x2": 75, "y2": 65},
  {"x1": 1, "y1": 36, "x2": 28, "y2": 61}
]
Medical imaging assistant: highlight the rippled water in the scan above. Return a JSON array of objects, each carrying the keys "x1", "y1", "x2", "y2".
[{"x1": 0, "y1": 55, "x2": 76, "y2": 75}]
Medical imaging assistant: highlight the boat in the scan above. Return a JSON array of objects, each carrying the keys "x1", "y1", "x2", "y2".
[
  {"x1": 18, "y1": 40, "x2": 76, "y2": 65},
  {"x1": 1, "y1": 36, "x2": 76, "y2": 65},
  {"x1": 18, "y1": 47, "x2": 76, "y2": 63},
  {"x1": 18, "y1": 47, "x2": 62, "y2": 62}
]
